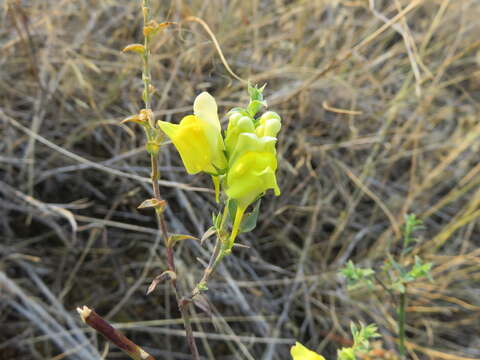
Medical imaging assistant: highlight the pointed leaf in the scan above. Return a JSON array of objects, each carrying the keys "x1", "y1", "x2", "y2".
[
  {"x1": 227, "y1": 198, "x2": 238, "y2": 225},
  {"x1": 120, "y1": 115, "x2": 147, "y2": 126},
  {"x1": 239, "y1": 200, "x2": 261, "y2": 233},
  {"x1": 168, "y1": 234, "x2": 198, "y2": 247},
  {"x1": 201, "y1": 226, "x2": 217, "y2": 245},
  {"x1": 138, "y1": 198, "x2": 166, "y2": 210},
  {"x1": 122, "y1": 43, "x2": 145, "y2": 54},
  {"x1": 147, "y1": 270, "x2": 177, "y2": 295}
]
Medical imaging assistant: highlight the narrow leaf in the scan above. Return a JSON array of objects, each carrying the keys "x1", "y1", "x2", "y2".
[
  {"x1": 147, "y1": 270, "x2": 177, "y2": 295},
  {"x1": 201, "y1": 226, "x2": 217, "y2": 245},
  {"x1": 240, "y1": 200, "x2": 261, "y2": 233},
  {"x1": 122, "y1": 43, "x2": 145, "y2": 54}
]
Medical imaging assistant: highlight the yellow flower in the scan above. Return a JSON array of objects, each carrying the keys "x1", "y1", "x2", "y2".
[
  {"x1": 226, "y1": 133, "x2": 279, "y2": 207},
  {"x1": 225, "y1": 132, "x2": 280, "y2": 248},
  {"x1": 157, "y1": 92, "x2": 226, "y2": 175},
  {"x1": 290, "y1": 342, "x2": 326, "y2": 360}
]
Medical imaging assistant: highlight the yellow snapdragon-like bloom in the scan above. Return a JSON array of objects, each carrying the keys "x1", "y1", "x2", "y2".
[
  {"x1": 158, "y1": 92, "x2": 227, "y2": 175},
  {"x1": 290, "y1": 342, "x2": 326, "y2": 360},
  {"x1": 224, "y1": 111, "x2": 281, "y2": 248}
]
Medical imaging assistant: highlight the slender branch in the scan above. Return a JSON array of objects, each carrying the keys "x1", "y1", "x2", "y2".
[
  {"x1": 142, "y1": 0, "x2": 152, "y2": 113},
  {"x1": 141, "y1": 3, "x2": 200, "y2": 357},
  {"x1": 190, "y1": 236, "x2": 223, "y2": 299},
  {"x1": 151, "y1": 155, "x2": 200, "y2": 360},
  {"x1": 77, "y1": 306, "x2": 155, "y2": 360},
  {"x1": 189, "y1": 204, "x2": 230, "y2": 299}
]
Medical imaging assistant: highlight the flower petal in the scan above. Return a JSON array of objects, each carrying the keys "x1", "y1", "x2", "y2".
[
  {"x1": 290, "y1": 342, "x2": 325, "y2": 360},
  {"x1": 193, "y1": 92, "x2": 220, "y2": 132}
]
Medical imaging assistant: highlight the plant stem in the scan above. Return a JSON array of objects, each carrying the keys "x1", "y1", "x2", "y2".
[
  {"x1": 398, "y1": 290, "x2": 407, "y2": 359},
  {"x1": 142, "y1": 0, "x2": 152, "y2": 113},
  {"x1": 142, "y1": 1, "x2": 200, "y2": 358},
  {"x1": 150, "y1": 156, "x2": 200, "y2": 360},
  {"x1": 77, "y1": 306, "x2": 156, "y2": 360},
  {"x1": 190, "y1": 205, "x2": 230, "y2": 299}
]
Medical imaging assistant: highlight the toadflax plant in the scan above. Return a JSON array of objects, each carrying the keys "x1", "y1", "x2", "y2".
[{"x1": 77, "y1": 1, "x2": 281, "y2": 359}]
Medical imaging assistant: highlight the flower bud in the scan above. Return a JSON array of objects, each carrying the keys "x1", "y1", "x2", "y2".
[
  {"x1": 256, "y1": 111, "x2": 281, "y2": 138},
  {"x1": 225, "y1": 112, "x2": 255, "y2": 155}
]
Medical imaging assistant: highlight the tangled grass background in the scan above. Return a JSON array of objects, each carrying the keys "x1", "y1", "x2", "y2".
[{"x1": 1, "y1": 1, "x2": 479, "y2": 359}]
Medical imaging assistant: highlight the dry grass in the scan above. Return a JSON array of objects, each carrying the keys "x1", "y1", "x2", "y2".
[{"x1": 1, "y1": 0, "x2": 480, "y2": 359}]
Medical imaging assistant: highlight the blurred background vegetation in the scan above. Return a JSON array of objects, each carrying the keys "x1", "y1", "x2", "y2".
[{"x1": 1, "y1": 0, "x2": 479, "y2": 359}]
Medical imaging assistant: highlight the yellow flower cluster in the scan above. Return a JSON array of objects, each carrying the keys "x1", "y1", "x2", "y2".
[{"x1": 158, "y1": 90, "x2": 281, "y2": 249}]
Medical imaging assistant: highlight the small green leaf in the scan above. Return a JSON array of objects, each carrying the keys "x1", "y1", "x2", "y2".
[
  {"x1": 198, "y1": 282, "x2": 208, "y2": 291},
  {"x1": 247, "y1": 99, "x2": 267, "y2": 118},
  {"x1": 407, "y1": 256, "x2": 433, "y2": 281},
  {"x1": 227, "y1": 198, "x2": 238, "y2": 225},
  {"x1": 239, "y1": 200, "x2": 261, "y2": 233},
  {"x1": 212, "y1": 212, "x2": 221, "y2": 230},
  {"x1": 248, "y1": 82, "x2": 266, "y2": 101},
  {"x1": 339, "y1": 261, "x2": 375, "y2": 289},
  {"x1": 402, "y1": 213, "x2": 425, "y2": 253}
]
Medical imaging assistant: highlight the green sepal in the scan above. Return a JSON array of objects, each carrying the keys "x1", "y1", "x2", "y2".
[
  {"x1": 247, "y1": 99, "x2": 267, "y2": 119},
  {"x1": 227, "y1": 198, "x2": 237, "y2": 224},
  {"x1": 212, "y1": 212, "x2": 222, "y2": 230},
  {"x1": 239, "y1": 199, "x2": 261, "y2": 233}
]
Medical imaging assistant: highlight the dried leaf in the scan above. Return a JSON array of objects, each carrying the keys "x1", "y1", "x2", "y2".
[
  {"x1": 120, "y1": 115, "x2": 147, "y2": 126},
  {"x1": 200, "y1": 226, "x2": 217, "y2": 245},
  {"x1": 144, "y1": 21, "x2": 176, "y2": 37},
  {"x1": 147, "y1": 270, "x2": 177, "y2": 295},
  {"x1": 168, "y1": 234, "x2": 198, "y2": 247},
  {"x1": 137, "y1": 198, "x2": 166, "y2": 210},
  {"x1": 122, "y1": 43, "x2": 145, "y2": 54}
]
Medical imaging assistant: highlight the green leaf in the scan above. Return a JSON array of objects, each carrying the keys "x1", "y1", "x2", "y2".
[
  {"x1": 239, "y1": 200, "x2": 261, "y2": 233},
  {"x1": 408, "y1": 256, "x2": 433, "y2": 281},
  {"x1": 338, "y1": 322, "x2": 380, "y2": 360},
  {"x1": 212, "y1": 212, "x2": 221, "y2": 230},
  {"x1": 247, "y1": 99, "x2": 267, "y2": 118},
  {"x1": 402, "y1": 213, "x2": 425, "y2": 253},
  {"x1": 248, "y1": 82, "x2": 266, "y2": 101},
  {"x1": 339, "y1": 261, "x2": 375, "y2": 289},
  {"x1": 227, "y1": 198, "x2": 237, "y2": 225}
]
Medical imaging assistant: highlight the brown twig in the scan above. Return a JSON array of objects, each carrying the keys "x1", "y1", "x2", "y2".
[{"x1": 77, "y1": 306, "x2": 155, "y2": 360}]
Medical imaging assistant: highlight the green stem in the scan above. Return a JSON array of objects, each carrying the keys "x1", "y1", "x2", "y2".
[
  {"x1": 141, "y1": 2, "x2": 199, "y2": 359},
  {"x1": 228, "y1": 205, "x2": 246, "y2": 251},
  {"x1": 398, "y1": 291, "x2": 407, "y2": 359},
  {"x1": 142, "y1": 0, "x2": 152, "y2": 116}
]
